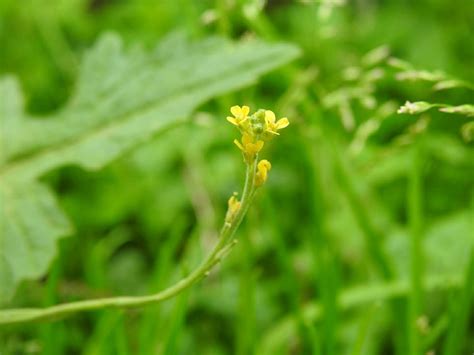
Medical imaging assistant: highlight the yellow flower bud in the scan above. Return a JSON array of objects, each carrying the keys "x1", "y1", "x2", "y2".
[
  {"x1": 255, "y1": 159, "x2": 272, "y2": 187},
  {"x1": 225, "y1": 193, "x2": 241, "y2": 222}
]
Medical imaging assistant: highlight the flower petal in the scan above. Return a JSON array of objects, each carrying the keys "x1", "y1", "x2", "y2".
[
  {"x1": 241, "y1": 106, "x2": 250, "y2": 117},
  {"x1": 266, "y1": 129, "x2": 280, "y2": 136},
  {"x1": 234, "y1": 139, "x2": 244, "y2": 151},
  {"x1": 247, "y1": 144, "x2": 259, "y2": 155},
  {"x1": 242, "y1": 133, "x2": 252, "y2": 145},
  {"x1": 231, "y1": 105, "x2": 242, "y2": 117},
  {"x1": 276, "y1": 117, "x2": 289, "y2": 129},
  {"x1": 239, "y1": 116, "x2": 249, "y2": 125},
  {"x1": 265, "y1": 110, "x2": 276, "y2": 124},
  {"x1": 227, "y1": 116, "x2": 239, "y2": 125}
]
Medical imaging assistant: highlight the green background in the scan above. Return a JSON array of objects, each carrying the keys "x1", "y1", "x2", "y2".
[{"x1": 1, "y1": 0, "x2": 473, "y2": 354}]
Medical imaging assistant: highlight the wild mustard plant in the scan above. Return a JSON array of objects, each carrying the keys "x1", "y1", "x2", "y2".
[
  {"x1": 225, "y1": 105, "x2": 288, "y2": 222},
  {"x1": 0, "y1": 105, "x2": 289, "y2": 325}
]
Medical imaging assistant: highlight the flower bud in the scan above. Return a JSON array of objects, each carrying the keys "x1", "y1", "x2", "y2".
[{"x1": 255, "y1": 159, "x2": 272, "y2": 187}]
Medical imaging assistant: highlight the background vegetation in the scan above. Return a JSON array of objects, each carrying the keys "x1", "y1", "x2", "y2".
[{"x1": 0, "y1": 0, "x2": 473, "y2": 354}]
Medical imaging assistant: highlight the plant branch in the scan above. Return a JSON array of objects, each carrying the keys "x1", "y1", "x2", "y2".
[{"x1": 0, "y1": 158, "x2": 259, "y2": 326}]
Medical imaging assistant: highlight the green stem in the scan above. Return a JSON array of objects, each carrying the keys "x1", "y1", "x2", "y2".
[{"x1": 0, "y1": 160, "x2": 259, "y2": 326}]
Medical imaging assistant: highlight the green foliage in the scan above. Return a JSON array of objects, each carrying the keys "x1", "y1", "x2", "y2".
[
  {"x1": 1, "y1": 0, "x2": 473, "y2": 354},
  {"x1": 0, "y1": 32, "x2": 299, "y2": 303}
]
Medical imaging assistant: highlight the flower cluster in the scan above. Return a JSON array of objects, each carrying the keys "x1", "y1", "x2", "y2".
[
  {"x1": 225, "y1": 106, "x2": 289, "y2": 223},
  {"x1": 227, "y1": 105, "x2": 289, "y2": 171}
]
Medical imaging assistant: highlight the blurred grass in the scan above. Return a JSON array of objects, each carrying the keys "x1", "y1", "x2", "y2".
[{"x1": 1, "y1": 0, "x2": 473, "y2": 354}]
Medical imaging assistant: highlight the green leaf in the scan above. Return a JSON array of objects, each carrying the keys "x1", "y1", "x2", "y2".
[
  {"x1": 0, "y1": 32, "x2": 300, "y2": 303},
  {"x1": 0, "y1": 182, "x2": 72, "y2": 302}
]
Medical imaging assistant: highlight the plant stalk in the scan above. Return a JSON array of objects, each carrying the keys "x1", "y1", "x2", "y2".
[{"x1": 0, "y1": 158, "x2": 259, "y2": 326}]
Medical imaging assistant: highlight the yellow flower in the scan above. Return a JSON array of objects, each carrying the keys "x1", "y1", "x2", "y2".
[
  {"x1": 264, "y1": 110, "x2": 289, "y2": 135},
  {"x1": 234, "y1": 133, "x2": 264, "y2": 161},
  {"x1": 227, "y1": 105, "x2": 250, "y2": 126},
  {"x1": 255, "y1": 159, "x2": 272, "y2": 186}
]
